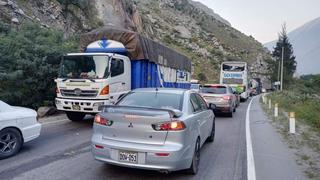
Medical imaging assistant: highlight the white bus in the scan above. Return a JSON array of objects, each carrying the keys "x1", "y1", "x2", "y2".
[{"x1": 220, "y1": 61, "x2": 249, "y2": 101}]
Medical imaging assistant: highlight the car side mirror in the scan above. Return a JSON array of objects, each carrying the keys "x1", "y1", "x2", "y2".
[{"x1": 209, "y1": 103, "x2": 216, "y2": 111}]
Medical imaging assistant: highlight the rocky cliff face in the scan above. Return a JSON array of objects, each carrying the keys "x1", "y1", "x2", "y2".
[{"x1": 0, "y1": 0, "x2": 270, "y2": 83}]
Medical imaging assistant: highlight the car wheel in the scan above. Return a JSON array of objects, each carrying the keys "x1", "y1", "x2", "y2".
[
  {"x1": 207, "y1": 119, "x2": 215, "y2": 143},
  {"x1": 66, "y1": 112, "x2": 85, "y2": 121},
  {"x1": 187, "y1": 138, "x2": 200, "y2": 175},
  {"x1": 0, "y1": 128, "x2": 23, "y2": 160},
  {"x1": 233, "y1": 106, "x2": 236, "y2": 112}
]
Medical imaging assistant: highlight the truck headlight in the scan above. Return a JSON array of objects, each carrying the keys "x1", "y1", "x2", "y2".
[{"x1": 55, "y1": 99, "x2": 62, "y2": 105}]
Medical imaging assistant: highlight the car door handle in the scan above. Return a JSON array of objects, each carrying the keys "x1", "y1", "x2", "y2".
[{"x1": 122, "y1": 82, "x2": 126, "y2": 85}]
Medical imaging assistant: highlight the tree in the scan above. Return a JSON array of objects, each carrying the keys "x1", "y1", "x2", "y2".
[
  {"x1": 0, "y1": 22, "x2": 77, "y2": 108},
  {"x1": 270, "y1": 24, "x2": 297, "y2": 86},
  {"x1": 197, "y1": 72, "x2": 207, "y2": 82}
]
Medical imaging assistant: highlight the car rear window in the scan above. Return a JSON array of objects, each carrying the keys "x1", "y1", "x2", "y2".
[
  {"x1": 201, "y1": 86, "x2": 227, "y2": 94},
  {"x1": 117, "y1": 92, "x2": 183, "y2": 110}
]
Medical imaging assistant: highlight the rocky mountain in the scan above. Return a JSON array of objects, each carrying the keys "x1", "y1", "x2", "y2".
[
  {"x1": 265, "y1": 17, "x2": 320, "y2": 75},
  {"x1": 0, "y1": 0, "x2": 270, "y2": 83},
  {"x1": 187, "y1": 0, "x2": 231, "y2": 26}
]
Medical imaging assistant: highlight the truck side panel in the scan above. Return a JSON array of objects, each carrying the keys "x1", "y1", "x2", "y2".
[{"x1": 131, "y1": 60, "x2": 190, "y2": 90}]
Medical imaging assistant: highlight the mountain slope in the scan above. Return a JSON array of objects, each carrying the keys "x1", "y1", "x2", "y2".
[
  {"x1": 187, "y1": 0, "x2": 231, "y2": 26},
  {"x1": 0, "y1": 0, "x2": 270, "y2": 83},
  {"x1": 265, "y1": 17, "x2": 320, "y2": 75}
]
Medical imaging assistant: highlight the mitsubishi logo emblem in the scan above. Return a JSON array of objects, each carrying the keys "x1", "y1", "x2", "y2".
[{"x1": 128, "y1": 123, "x2": 133, "y2": 128}]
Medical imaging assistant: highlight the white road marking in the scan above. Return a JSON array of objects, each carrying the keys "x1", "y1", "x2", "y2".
[
  {"x1": 41, "y1": 119, "x2": 69, "y2": 126},
  {"x1": 246, "y1": 97, "x2": 256, "y2": 180}
]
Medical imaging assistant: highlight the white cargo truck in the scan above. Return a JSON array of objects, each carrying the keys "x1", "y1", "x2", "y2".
[{"x1": 55, "y1": 27, "x2": 192, "y2": 121}]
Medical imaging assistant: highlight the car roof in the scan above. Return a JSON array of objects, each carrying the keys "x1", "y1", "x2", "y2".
[{"x1": 132, "y1": 88, "x2": 188, "y2": 95}]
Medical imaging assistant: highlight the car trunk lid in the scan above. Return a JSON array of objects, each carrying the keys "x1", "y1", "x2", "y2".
[{"x1": 97, "y1": 106, "x2": 179, "y2": 145}]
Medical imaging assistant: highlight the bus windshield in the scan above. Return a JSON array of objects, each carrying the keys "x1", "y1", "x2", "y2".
[{"x1": 222, "y1": 64, "x2": 245, "y2": 72}]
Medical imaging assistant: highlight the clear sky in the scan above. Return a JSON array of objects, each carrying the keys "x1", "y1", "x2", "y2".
[{"x1": 194, "y1": 0, "x2": 320, "y2": 43}]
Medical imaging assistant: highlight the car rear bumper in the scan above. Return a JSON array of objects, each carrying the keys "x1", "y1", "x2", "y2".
[
  {"x1": 205, "y1": 100, "x2": 232, "y2": 113},
  {"x1": 91, "y1": 134, "x2": 192, "y2": 171},
  {"x1": 214, "y1": 106, "x2": 232, "y2": 113}
]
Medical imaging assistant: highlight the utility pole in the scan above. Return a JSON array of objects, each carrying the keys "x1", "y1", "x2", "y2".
[
  {"x1": 280, "y1": 47, "x2": 284, "y2": 91},
  {"x1": 277, "y1": 57, "x2": 281, "y2": 91}
]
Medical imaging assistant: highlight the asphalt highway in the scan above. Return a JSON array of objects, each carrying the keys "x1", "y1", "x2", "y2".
[{"x1": 0, "y1": 98, "x2": 304, "y2": 180}]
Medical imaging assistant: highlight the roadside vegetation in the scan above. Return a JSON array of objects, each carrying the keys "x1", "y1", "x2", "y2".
[
  {"x1": 267, "y1": 77, "x2": 320, "y2": 131},
  {"x1": 262, "y1": 24, "x2": 320, "y2": 179},
  {"x1": 0, "y1": 22, "x2": 77, "y2": 109}
]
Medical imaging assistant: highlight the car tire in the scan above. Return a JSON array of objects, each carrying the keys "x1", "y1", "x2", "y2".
[
  {"x1": 187, "y1": 138, "x2": 200, "y2": 175},
  {"x1": 66, "y1": 112, "x2": 85, "y2": 121},
  {"x1": 228, "y1": 111, "x2": 233, "y2": 117},
  {"x1": 233, "y1": 106, "x2": 236, "y2": 112},
  {"x1": 207, "y1": 119, "x2": 215, "y2": 143},
  {"x1": 0, "y1": 128, "x2": 23, "y2": 160}
]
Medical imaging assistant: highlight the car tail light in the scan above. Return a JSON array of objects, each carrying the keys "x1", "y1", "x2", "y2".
[
  {"x1": 155, "y1": 153, "x2": 170, "y2": 156},
  {"x1": 95, "y1": 144, "x2": 104, "y2": 149},
  {"x1": 94, "y1": 114, "x2": 113, "y2": 126},
  {"x1": 100, "y1": 85, "x2": 109, "y2": 95},
  {"x1": 223, "y1": 95, "x2": 232, "y2": 100},
  {"x1": 152, "y1": 120, "x2": 186, "y2": 131}
]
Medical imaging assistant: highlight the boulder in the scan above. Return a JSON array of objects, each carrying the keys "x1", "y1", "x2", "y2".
[
  {"x1": 174, "y1": 25, "x2": 191, "y2": 39},
  {"x1": 37, "y1": 107, "x2": 58, "y2": 118},
  {"x1": 15, "y1": 8, "x2": 24, "y2": 15},
  {"x1": 11, "y1": 17, "x2": 19, "y2": 23},
  {"x1": 0, "y1": 1, "x2": 7, "y2": 6}
]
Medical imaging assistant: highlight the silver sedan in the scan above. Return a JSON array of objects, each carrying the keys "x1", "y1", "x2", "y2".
[{"x1": 91, "y1": 88, "x2": 216, "y2": 174}]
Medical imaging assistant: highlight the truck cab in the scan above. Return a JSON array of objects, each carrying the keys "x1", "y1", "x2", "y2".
[{"x1": 55, "y1": 40, "x2": 132, "y2": 121}]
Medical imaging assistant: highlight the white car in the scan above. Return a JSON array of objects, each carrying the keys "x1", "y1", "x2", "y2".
[{"x1": 0, "y1": 101, "x2": 41, "y2": 159}]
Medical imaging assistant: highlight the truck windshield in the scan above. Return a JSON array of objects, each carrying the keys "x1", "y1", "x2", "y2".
[{"x1": 59, "y1": 55, "x2": 110, "y2": 79}]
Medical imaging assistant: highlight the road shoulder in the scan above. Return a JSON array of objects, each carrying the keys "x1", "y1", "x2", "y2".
[{"x1": 249, "y1": 96, "x2": 306, "y2": 180}]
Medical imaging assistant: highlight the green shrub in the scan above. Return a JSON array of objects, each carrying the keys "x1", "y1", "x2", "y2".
[
  {"x1": 0, "y1": 22, "x2": 77, "y2": 109},
  {"x1": 269, "y1": 89, "x2": 320, "y2": 130}
]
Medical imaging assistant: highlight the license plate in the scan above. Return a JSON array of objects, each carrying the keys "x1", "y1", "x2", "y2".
[
  {"x1": 72, "y1": 105, "x2": 81, "y2": 110},
  {"x1": 119, "y1": 151, "x2": 138, "y2": 163}
]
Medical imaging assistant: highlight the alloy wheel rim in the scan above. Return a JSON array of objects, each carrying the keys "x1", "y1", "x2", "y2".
[{"x1": 0, "y1": 133, "x2": 17, "y2": 153}]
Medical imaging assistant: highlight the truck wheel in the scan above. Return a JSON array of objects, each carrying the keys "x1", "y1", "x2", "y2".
[{"x1": 66, "y1": 112, "x2": 85, "y2": 121}]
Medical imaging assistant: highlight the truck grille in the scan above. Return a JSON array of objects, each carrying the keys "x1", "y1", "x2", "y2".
[{"x1": 61, "y1": 89, "x2": 98, "y2": 97}]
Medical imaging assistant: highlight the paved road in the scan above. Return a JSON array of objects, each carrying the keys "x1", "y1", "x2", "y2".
[
  {"x1": 250, "y1": 97, "x2": 306, "y2": 180},
  {"x1": 0, "y1": 102, "x2": 249, "y2": 180}
]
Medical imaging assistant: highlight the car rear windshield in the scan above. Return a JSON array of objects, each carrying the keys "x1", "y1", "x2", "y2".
[
  {"x1": 201, "y1": 86, "x2": 227, "y2": 94},
  {"x1": 117, "y1": 92, "x2": 183, "y2": 110}
]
